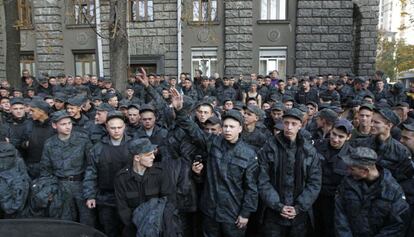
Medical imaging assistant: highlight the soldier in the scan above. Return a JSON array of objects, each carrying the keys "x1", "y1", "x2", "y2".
[
  {"x1": 114, "y1": 138, "x2": 173, "y2": 237},
  {"x1": 0, "y1": 141, "x2": 30, "y2": 218},
  {"x1": 126, "y1": 104, "x2": 141, "y2": 137},
  {"x1": 335, "y1": 147, "x2": 410, "y2": 236},
  {"x1": 311, "y1": 108, "x2": 338, "y2": 142},
  {"x1": 313, "y1": 119, "x2": 353, "y2": 237},
  {"x1": 23, "y1": 100, "x2": 55, "y2": 179},
  {"x1": 5, "y1": 98, "x2": 31, "y2": 156},
  {"x1": 241, "y1": 105, "x2": 271, "y2": 152},
  {"x1": 134, "y1": 104, "x2": 168, "y2": 146},
  {"x1": 258, "y1": 108, "x2": 321, "y2": 237},
  {"x1": 66, "y1": 95, "x2": 89, "y2": 134},
  {"x1": 39, "y1": 110, "x2": 95, "y2": 225},
  {"x1": 85, "y1": 103, "x2": 113, "y2": 144},
  {"x1": 83, "y1": 111, "x2": 132, "y2": 237},
  {"x1": 203, "y1": 116, "x2": 222, "y2": 135},
  {"x1": 351, "y1": 103, "x2": 374, "y2": 140},
  {"x1": 171, "y1": 88, "x2": 259, "y2": 237},
  {"x1": 295, "y1": 77, "x2": 319, "y2": 105}
]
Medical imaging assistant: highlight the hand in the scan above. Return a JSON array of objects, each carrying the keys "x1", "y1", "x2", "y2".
[
  {"x1": 280, "y1": 206, "x2": 296, "y2": 219},
  {"x1": 136, "y1": 67, "x2": 149, "y2": 88},
  {"x1": 170, "y1": 88, "x2": 183, "y2": 111},
  {"x1": 86, "y1": 199, "x2": 96, "y2": 209},
  {"x1": 235, "y1": 216, "x2": 249, "y2": 229},
  {"x1": 192, "y1": 162, "x2": 204, "y2": 175}
]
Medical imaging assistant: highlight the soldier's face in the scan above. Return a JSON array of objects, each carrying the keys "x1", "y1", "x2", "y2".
[
  {"x1": 283, "y1": 117, "x2": 302, "y2": 141},
  {"x1": 223, "y1": 101, "x2": 233, "y2": 111},
  {"x1": 348, "y1": 166, "x2": 368, "y2": 180},
  {"x1": 106, "y1": 118, "x2": 125, "y2": 140},
  {"x1": 306, "y1": 105, "x2": 317, "y2": 116},
  {"x1": 284, "y1": 101, "x2": 294, "y2": 110},
  {"x1": 66, "y1": 105, "x2": 81, "y2": 118},
  {"x1": 371, "y1": 113, "x2": 391, "y2": 136},
  {"x1": 330, "y1": 128, "x2": 351, "y2": 149},
  {"x1": 222, "y1": 118, "x2": 242, "y2": 144},
  {"x1": 11, "y1": 104, "x2": 26, "y2": 118},
  {"x1": 108, "y1": 97, "x2": 118, "y2": 108},
  {"x1": 196, "y1": 105, "x2": 213, "y2": 123},
  {"x1": 127, "y1": 108, "x2": 140, "y2": 125},
  {"x1": 358, "y1": 109, "x2": 373, "y2": 127},
  {"x1": 401, "y1": 130, "x2": 414, "y2": 153},
  {"x1": 204, "y1": 123, "x2": 222, "y2": 135},
  {"x1": 140, "y1": 111, "x2": 156, "y2": 130},
  {"x1": 271, "y1": 110, "x2": 283, "y2": 120},
  {"x1": 135, "y1": 151, "x2": 156, "y2": 168},
  {"x1": 243, "y1": 111, "x2": 258, "y2": 126},
  {"x1": 223, "y1": 79, "x2": 230, "y2": 86},
  {"x1": 53, "y1": 118, "x2": 73, "y2": 136},
  {"x1": 95, "y1": 110, "x2": 108, "y2": 124}
]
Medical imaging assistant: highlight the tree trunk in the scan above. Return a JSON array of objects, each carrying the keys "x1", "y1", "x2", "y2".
[
  {"x1": 109, "y1": 0, "x2": 128, "y2": 92},
  {"x1": 4, "y1": 0, "x2": 21, "y2": 88}
]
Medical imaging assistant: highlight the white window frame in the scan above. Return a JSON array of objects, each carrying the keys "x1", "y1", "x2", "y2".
[
  {"x1": 128, "y1": 0, "x2": 154, "y2": 22},
  {"x1": 193, "y1": 0, "x2": 218, "y2": 22},
  {"x1": 261, "y1": 0, "x2": 287, "y2": 20},
  {"x1": 191, "y1": 47, "x2": 218, "y2": 78},
  {"x1": 74, "y1": 0, "x2": 95, "y2": 24},
  {"x1": 259, "y1": 47, "x2": 287, "y2": 79},
  {"x1": 20, "y1": 53, "x2": 36, "y2": 77},
  {"x1": 74, "y1": 53, "x2": 97, "y2": 76}
]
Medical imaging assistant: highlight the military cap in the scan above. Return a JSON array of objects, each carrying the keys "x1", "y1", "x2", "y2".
[
  {"x1": 195, "y1": 99, "x2": 214, "y2": 110},
  {"x1": 51, "y1": 110, "x2": 71, "y2": 123},
  {"x1": 336, "y1": 80, "x2": 344, "y2": 86},
  {"x1": 118, "y1": 100, "x2": 130, "y2": 109},
  {"x1": 102, "y1": 77, "x2": 112, "y2": 83},
  {"x1": 139, "y1": 104, "x2": 156, "y2": 114},
  {"x1": 402, "y1": 122, "x2": 414, "y2": 132},
  {"x1": 363, "y1": 91, "x2": 375, "y2": 99},
  {"x1": 10, "y1": 97, "x2": 25, "y2": 106},
  {"x1": 66, "y1": 96, "x2": 85, "y2": 107},
  {"x1": 37, "y1": 77, "x2": 48, "y2": 84},
  {"x1": 295, "y1": 104, "x2": 308, "y2": 113},
  {"x1": 330, "y1": 106, "x2": 344, "y2": 114},
  {"x1": 394, "y1": 102, "x2": 410, "y2": 108},
  {"x1": 53, "y1": 93, "x2": 67, "y2": 103},
  {"x1": 374, "y1": 107, "x2": 401, "y2": 125},
  {"x1": 126, "y1": 84, "x2": 134, "y2": 90},
  {"x1": 271, "y1": 102, "x2": 285, "y2": 111},
  {"x1": 300, "y1": 77, "x2": 310, "y2": 82},
  {"x1": 11, "y1": 88, "x2": 22, "y2": 93},
  {"x1": 393, "y1": 82, "x2": 404, "y2": 90},
  {"x1": 201, "y1": 76, "x2": 209, "y2": 81},
  {"x1": 222, "y1": 109, "x2": 244, "y2": 126},
  {"x1": 26, "y1": 86, "x2": 36, "y2": 92},
  {"x1": 222, "y1": 98, "x2": 233, "y2": 103},
  {"x1": 106, "y1": 110, "x2": 125, "y2": 122},
  {"x1": 283, "y1": 108, "x2": 304, "y2": 122},
  {"x1": 96, "y1": 103, "x2": 114, "y2": 112},
  {"x1": 354, "y1": 76, "x2": 366, "y2": 84},
  {"x1": 233, "y1": 101, "x2": 244, "y2": 111},
  {"x1": 205, "y1": 116, "x2": 221, "y2": 125},
  {"x1": 282, "y1": 95, "x2": 295, "y2": 103},
  {"x1": 244, "y1": 105, "x2": 262, "y2": 117},
  {"x1": 359, "y1": 103, "x2": 375, "y2": 111},
  {"x1": 129, "y1": 138, "x2": 157, "y2": 155},
  {"x1": 342, "y1": 147, "x2": 378, "y2": 167},
  {"x1": 317, "y1": 108, "x2": 338, "y2": 124},
  {"x1": 327, "y1": 80, "x2": 337, "y2": 85},
  {"x1": 128, "y1": 103, "x2": 140, "y2": 110},
  {"x1": 104, "y1": 92, "x2": 117, "y2": 101},
  {"x1": 334, "y1": 119, "x2": 353, "y2": 134},
  {"x1": 92, "y1": 95, "x2": 103, "y2": 101},
  {"x1": 57, "y1": 73, "x2": 66, "y2": 78},
  {"x1": 0, "y1": 142, "x2": 16, "y2": 159},
  {"x1": 29, "y1": 99, "x2": 51, "y2": 114},
  {"x1": 306, "y1": 101, "x2": 318, "y2": 109}
]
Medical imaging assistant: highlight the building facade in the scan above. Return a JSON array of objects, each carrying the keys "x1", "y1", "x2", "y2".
[{"x1": 0, "y1": 0, "x2": 380, "y2": 84}]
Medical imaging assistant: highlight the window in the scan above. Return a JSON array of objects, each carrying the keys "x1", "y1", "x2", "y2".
[
  {"x1": 17, "y1": 0, "x2": 32, "y2": 28},
  {"x1": 73, "y1": 0, "x2": 95, "y2": 24},
  {"x1": 20, "y1": 53, "x2": 36, "y2": 76},
  {"x1": 261, "y1": 0, "x2": 286, "y2": 20},
  {"x1": 128, "y1": 0, "x2": 154, "y2": 21},
  {"x1": 74, "y1": 53, "x2": 96, "y2": 76},
  {"x1": 191, "y1": 48, "x2": 217, "y2": 78},
  {"x1": 193, "y1": 0, "x2": 217, "y2": 22},
  {"x1": 259, "y1": 47, "x2": 287, "y2": 79}
]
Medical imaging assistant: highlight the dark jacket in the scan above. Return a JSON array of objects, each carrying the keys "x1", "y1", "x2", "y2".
[
  {"x1": 175, "y1": 109, "x2": 259, "y2": 223},
  {"x1": 241, "y1": 124, "x2": 272, "y2": 152},
  {"x1": 335, "y1": 168, "x2": 410, "y2": 237},
  {"x1": 114, "y1": 163, "x2": 173, "y2": 236},
  {"x1": 258, "y1": 133, "x2": 322, "y2": 226},
  {"x1": 24, "y1": 119, "x2": 55, "y2": 164},
  {"x1": 40, "y1": 131, "x2": 92, "y2": 178},
  {"x1": 83, "y1": 135, "x2": 132, "y2": 206},
  {"x1": 5, "y1": 116, "x2": 32, "y2": 155},
  {"x1": 134, "y1": 125, "x2": 168, "y2": 146},
  {"x1": 295, "y1": 88, "x2": 319, "y2": 105}
]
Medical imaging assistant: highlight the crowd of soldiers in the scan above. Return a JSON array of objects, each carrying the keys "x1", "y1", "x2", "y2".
[{"x1": 0, "y1": 68, "x2": 414, "y2": 237}]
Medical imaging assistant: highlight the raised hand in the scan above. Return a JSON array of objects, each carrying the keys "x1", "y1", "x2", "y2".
[
  {"x1": 170, "y1": 88, "x2": 183, "y2": 111},
  {"x1": 136, "y1": 67, "x2": 149, "y2": 88}
]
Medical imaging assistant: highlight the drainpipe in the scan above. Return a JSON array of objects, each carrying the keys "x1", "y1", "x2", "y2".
[
  {"x1": 177, "y1": 0, "x2": 182, "y2": 81},
  {"x1": 95, "y1": 0, "x2": 104, "y2": 77}
]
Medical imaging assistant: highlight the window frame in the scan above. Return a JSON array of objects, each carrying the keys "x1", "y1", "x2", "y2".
[
  {"x1": 260, "y1": 0, "x2": 287, "y2": 21},
  {"x1": 259, "y1": 47, "x2": 287, "y2": 79},
  {"x1": 73, "y1": 51, "x2": 97, "y2": 76},
  {"x1": 191, "y1": 47, "x2": 218, "y2": 78},
  {"x1": 20, "y1": 52, "x2": 36, "y2": 77},
  {"x1": 17, "y1": 0, "x2": 33, "y2": 29},
  {"x1": 192, "y1": 0, "x2": 218, "y2": 22},
  {"x1": 128, "y1": 0, "x2": 154, "y2": 22},
  {"x1": 72, "y1": 0, "x2": 96, "y2": 25}
]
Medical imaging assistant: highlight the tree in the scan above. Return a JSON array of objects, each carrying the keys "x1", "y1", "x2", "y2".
[
  {"x1": 376, "y1": 31, "x2": 397, "y2": 80},
  {"x1": 109, "y1": 0, "x2": 128, "y2": 92},
  {"x1": 3, "y1": 0, "x2": 21, "y2": 87}
]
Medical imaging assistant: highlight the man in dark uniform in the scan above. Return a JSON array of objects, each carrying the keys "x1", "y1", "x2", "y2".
[
  {"x1": 115, "y1": 138, "x2": 173, "y2": 237},
  {"x1": 5, "y1": 98, "x2": 32, "y2": 156},
  {"x1": 295, "y1": 77, "x2": 319, "y2": 105},
  {"x1": 85, "y1": 103, "x2": 113, "y2": 144},
  {"x1": 257, "y1": 108, "x2": 321, "y2": 237},
  {"x1": 351, "y1": 103, "x2": 374, "y2": 140},
  {"x1": 40, "y1": 110, "x2": 95, "y2": 226},
  {"x1": 171, "y1": 88, "x2": 259, "y2": 237},
  {"x1": 313, "y1": 119, "x2": 353, "y2": 237},
  {"x1": 335, "y1": 147, "x2": 410, "y2": 236},
  {"x1": 134, "y1": 104, "x2": 168, "y2": 146},
  {"x1": 83, "y1": 111, "x2": 132, "y2": 237},
  {"x1": 66, "y1": 95, "x2": 89, "y2": 134},
  {"x1": 241, "y1": 105, "x2": 271, "y2": 152}
]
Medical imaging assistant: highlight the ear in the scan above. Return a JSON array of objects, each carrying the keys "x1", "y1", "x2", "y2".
[
  {"x1": 133, "y1": 155, "x2": 140, "y2": 162},
  {"x1": 52, "y1": 123, "x2": 57, "y2": 129}
]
